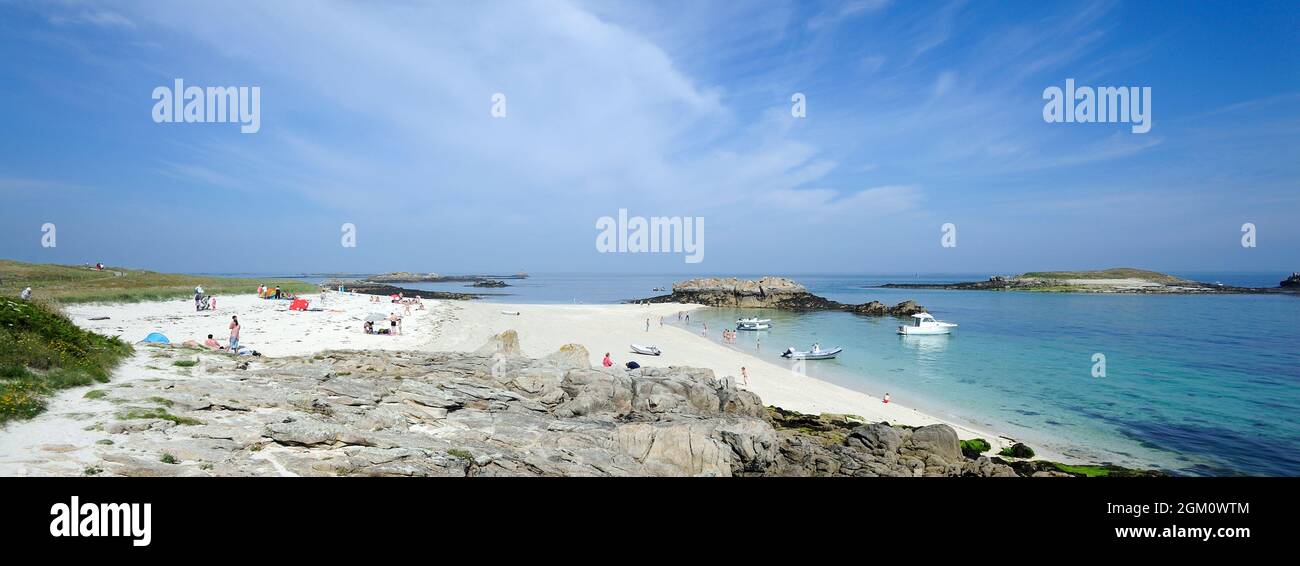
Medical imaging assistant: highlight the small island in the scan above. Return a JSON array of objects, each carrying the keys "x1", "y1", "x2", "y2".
[
  {"x1": 638, "y1": 276, "x2": 927, "y2": 316},
  {"x1": 882, "y1": 268, "x2": 1300, "y2": 294},
  {"x1": 365, "y1": 272, "x2": 528, "y2": 284}
]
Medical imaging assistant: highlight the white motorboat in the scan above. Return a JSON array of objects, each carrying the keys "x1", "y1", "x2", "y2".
[
  {"x1": 898, "y1": 312, "x2": 958, "y2": 335},
  {"x1": 630, "y1": 344, "x2": 662, "y2": 356},
  {"x1": 736, "y1": 317, "x2": 772, "y2": 331},
  {"x1": 780, "y1": 345, "x2": 842, "y2": 360}
]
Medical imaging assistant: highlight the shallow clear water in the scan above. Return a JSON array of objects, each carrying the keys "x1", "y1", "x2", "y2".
[{"x1": 242, "y1": 271, "x2": 1300, "y2": 475}]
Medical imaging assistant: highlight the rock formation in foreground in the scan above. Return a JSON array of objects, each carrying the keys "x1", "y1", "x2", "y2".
[
  {"x1": 637, "y1": 277, "x2": 926, "y2": 317},
  {"x1": 53, "y1": 331, "x2": 1062, "y2": 477}
]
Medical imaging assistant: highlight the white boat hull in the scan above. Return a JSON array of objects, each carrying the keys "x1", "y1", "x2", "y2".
[
  {"x1": 735, "y1": 318, "x2": 772, "y2": 331},
  {"x1": 630, "y1": 344, "x2": 661, "y2": 356},
  {"x1": 781, "y1": 347, "x2": 842, "y2": 360},
  {"x1": 898, "y1": 324, "x2": 956, "y2": 335}
]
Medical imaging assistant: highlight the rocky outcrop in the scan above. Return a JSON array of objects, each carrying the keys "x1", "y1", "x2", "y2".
[
  {"x1": 367, "y1": 272, "x2": 443, "y2": 283},
  {"x1": 469, "y1": 279, "x2": 509, "y2": 288},
  {"x1": 337, "y1": 282, "x2": 481, "y2": 300},
  {"x1": 638, "y1": 277, "x2": 926, "y2": 317},
  {"x1": 761, "y1": 408, "x2": 1016, "y2": 477},
  {"x1": 1282, "y1": 273, "x2": 1300, "y2": 290},
  {"x1": 61, "y1": 333, "x2": 1150, "y2": 477}
]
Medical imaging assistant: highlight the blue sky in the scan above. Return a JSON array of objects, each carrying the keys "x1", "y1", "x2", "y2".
[{"x1": 1, "y1": 0, "x2": 1297, "y2": 276}]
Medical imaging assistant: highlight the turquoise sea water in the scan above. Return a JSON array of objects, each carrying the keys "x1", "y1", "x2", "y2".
[{"x1": 241, "y1": 271, "x2": 1300, "y2": 475}]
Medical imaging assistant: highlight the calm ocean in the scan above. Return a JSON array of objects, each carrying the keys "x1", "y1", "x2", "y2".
[{"x1": 249, "y1": 271, "x2": 1300, "y2": 476}]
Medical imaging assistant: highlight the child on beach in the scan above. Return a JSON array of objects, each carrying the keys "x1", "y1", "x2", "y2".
[
  {"x1": 603, "y1": 353, "x2": 613, "y2": 368},
  {"x1": 883, "y1": 393, "x2": 891, "y2": 404},
  {"x1": 740, "y1": 366, "x2": 748, "y2": 385}
]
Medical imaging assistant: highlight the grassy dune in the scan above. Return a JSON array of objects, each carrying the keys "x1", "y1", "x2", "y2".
[
  {"x1": 0, "y1": 296, "x2": 132, "y2": 423},
  {"x1": 0, "y1": 259, "x2": 316, "y2": 304},
  {"x1": 0, "y1": 260, "x2": 316, "y2": 423}
]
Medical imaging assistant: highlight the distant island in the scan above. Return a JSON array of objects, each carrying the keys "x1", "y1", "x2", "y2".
[
  {"x1": 638, "y1": 276, "x2": 927, "y2": 316},
  {"x1": 365, "y1": 272, "x2": 528, "y2": 284},
  {"x1": 881, "y1": 268, "x2": 1300, "y2": 294}
]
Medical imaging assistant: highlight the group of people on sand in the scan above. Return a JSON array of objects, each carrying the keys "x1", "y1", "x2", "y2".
[
  {"x1": 181, "y1": 315, "x2": 245, "y2": 354},
  {"x1": 257, "y1": 284, "x2": 293, "y2": 300},
  {"x1": 194, "y1": 285, "x2": 216, "y2": 311},
  {"x1": 721, "y1": 328, "x2": 737, "y2": 343},
  {"x1": 364, "y1": 312, "x2": 403, "y2": 336}
]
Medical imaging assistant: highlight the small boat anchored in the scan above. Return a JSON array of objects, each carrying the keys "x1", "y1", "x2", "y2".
[
  {"x1": 781, "y1": 344, "x2": 842, "y2": 360},
  {"x1": 630, "y1": 344, "x2": 662, "y2": 356},
  {"x1": 735, "y1": 317, "x2": 772, "y2": 331},
  {"x1": 898, "y1": 312, "x2": 957, "y2": 335}
]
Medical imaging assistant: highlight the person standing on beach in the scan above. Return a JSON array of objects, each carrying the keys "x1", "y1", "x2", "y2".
[
  {"x1": 883, "y1": 393, "x2": 891, "y2": 404},
  {"x1": 740, "y1": 366, "x2": 748, "y2": 386},
  {"x1": 645, "y1": 318, "x2": 650, "y2": 332},
  {"x1": 228, "y1": 316, "x2": 241, "y2": 352}
]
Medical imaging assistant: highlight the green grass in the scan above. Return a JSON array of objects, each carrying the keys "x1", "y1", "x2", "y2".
[
  {"x1": 83, "y1": 389, "x2": 108, "y2": 399},
  {"x1": 1, "y1": 296, "x2": 132, "y2": 423},
  {"x1": 117, "y1": 407, "x2": 201, "y2": 426},
  {"x1": 1050, "y1": 463, "x2": 1112, "y2": 477},
  {"x1": 172, "y1": 359, "x2": 198, "y2": 368},
  {"x1": 147, "y1": 396, "x2": 174, "y2": 407},
  {"x1": 960, "y1": 438, "x2": 991, "y2": 458},
  {"x1": 447, "y1": 448, "x2": 474, "y2": 462},
  {"x1": 1018, "y1": 268, "x2": 1189, "y2": 284},
  {"x1": 0, "y1": 259, "x2": 316, "y2": 304},
  {"x1": 160, "y1": 452, "x2": 178, "y2": 465}
]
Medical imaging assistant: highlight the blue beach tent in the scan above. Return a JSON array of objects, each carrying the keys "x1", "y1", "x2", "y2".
[{"x1": 140, "y1": 332, "x2": 170, "y2": 344}]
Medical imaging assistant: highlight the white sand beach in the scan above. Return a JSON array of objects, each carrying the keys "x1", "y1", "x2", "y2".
[{"x1": 0, "y1": 291, "x2": 1027, "y2": 474}]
